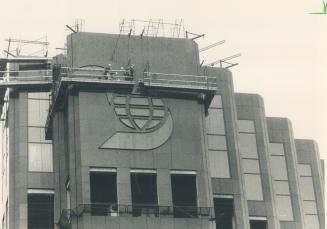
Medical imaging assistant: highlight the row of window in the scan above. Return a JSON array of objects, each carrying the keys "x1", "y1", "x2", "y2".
[
  {"x1": 89, "y1": 169, "x2": 198, "y2": 218},
  {"x1": 27, "y1": 189, "x2": 268, "y2": 229},
  {"x1": 238, "y1": 120, "x2": 264, "y2": 201},
  {"x1": 206, "y1": 97, "x2": 295, "y2": 223},
  {"x1": 206, "y1": 95, "x2": 231, "y2": 179},
  {"x1": 298, "y1": 164, "x2": 320, "y2": 229}
]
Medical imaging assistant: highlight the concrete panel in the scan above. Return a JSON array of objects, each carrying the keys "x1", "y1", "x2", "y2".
[
  {"x1": 28, "y1": 172, "x2": 54, "y2": 189},
  {"x1": 267, "y1": 117, "x2": 305, "y2": 229},
  {"x1": 236, "y1": 93, "x2": 280, "y2": 229},
  {"x1": 67, "y1": 32, "x2": 200, "y2": 77},
  {"x1": 295, "y1": 139, "x2": 325, "y2": 229},
  {"x1": 204, "y1": 68, "x2": 250, "y2": 229}
]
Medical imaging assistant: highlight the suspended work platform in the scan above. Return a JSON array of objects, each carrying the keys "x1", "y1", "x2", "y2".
[{"x1": 45, "y1": 66, "x2": 218, "y2": 139}]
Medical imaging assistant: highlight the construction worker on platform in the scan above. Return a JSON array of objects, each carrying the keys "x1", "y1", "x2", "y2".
[
  {"x1": 125, "y1": 64, "x2": 135, "y2": 81},
  {"x1": 103, "y1": 64, "x2": 112, "y2": 80}
]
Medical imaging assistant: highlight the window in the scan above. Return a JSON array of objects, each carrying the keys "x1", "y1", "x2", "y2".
[
  {"x1": 250, "y1": 220, "x2": 267, "y2": 229},
  {"x1": 298, "y1": 164, "x2": 320, "y2": 229},
  {"x1": 130, "y1": 170, "x2": 158, "y2": 216},
  {"x1": 276, "y1": 195, "x2": 293, "y2": 221},
  {"x1": 171, "y1": 172, "x2": 198, "y2": 218},
  {"x1": 28, "y1": 92, "x2": 53, "y2": 172},
  {"x1": 206, "y1": 95, "x2": 231, "y2": 178},
  {"x1": 238, "y1": 133, "x2": 258, "y2": 159},
  {"x1": 269, "y1": 143, "x2": 294, "y2": 221},
  {"x1": 209, "y1": 150, "x2": 231, "y2": 178},
  {"x1": 238, "y1": 120, "x2": 263, "y2": 201},
  {"x1": 208, "y1": 135, "x2": 227, "y2": 150},
  {"x1": 206, "y1": 109, "x2": 225, "y2": 135},
  {"x1": 244, "y1": 174, "x2": 264, "y2": 201},
  {"x1": 28, "y1": 190, "x2": 54, "y2": 229},
  {"x1": 304, "y1": 215, "x2": 320, "y2": 229},
  {"x1": 270, "y1": 156, "x2": 288, "y2": 180},
  {"x1": 214, "y1": 197, "x2": 234, "y2": 229},
  {"x1": 238, "y1": 120, "x2": 255, "y2": 133},
  {"x1": 28, "y1": 144, "x2": 53, "y2": 172},
  {"x1": 89, "y1": 169, "x2": 117, "y2": 216}
]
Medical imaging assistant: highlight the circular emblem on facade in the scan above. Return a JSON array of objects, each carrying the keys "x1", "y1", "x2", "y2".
[{"x1": 112, "y1": 95, "x2": 167, "y2": 132}]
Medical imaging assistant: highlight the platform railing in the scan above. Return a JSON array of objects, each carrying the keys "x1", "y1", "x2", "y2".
[
  {"x1": 58, "y1": 203, "x2": 213, "y2": 229},
  {"x1": 58, "y1": 67, "x2": 135, "y2": 81},
  {"x1": 143, "y1": 71, "x2": 217, "y2": 90},
  {"x1": 0, "y1": 70, "x2": 52, "y2": 83}
]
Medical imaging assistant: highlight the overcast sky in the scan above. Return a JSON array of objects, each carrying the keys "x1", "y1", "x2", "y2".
[{"x1": 1, "y1": 1, "x2": 326, "y2": 164}]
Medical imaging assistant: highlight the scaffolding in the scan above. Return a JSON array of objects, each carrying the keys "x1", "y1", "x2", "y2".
[
  {"x1": 4, "y1": 36, "x2": 49, "y2": 58},
  {"x1": 119, "y1": 19, "x2": 185, "y2": 38}
]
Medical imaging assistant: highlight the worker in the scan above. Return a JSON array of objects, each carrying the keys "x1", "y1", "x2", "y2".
[
  {"x1": 103, "y1": 64, "x2": 112, "y2": 80},
  {"x1": 129, "y1": 64, "x2": 135, "y2": 78},
  {"x1": 125, "y1": 64, "x2": 135, "y2": 81}
]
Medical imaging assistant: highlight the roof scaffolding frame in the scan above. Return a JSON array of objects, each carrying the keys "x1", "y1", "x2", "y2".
[
  {"x1": 4, "y1": 36, "x2": 49, "y2": 58},
  {"x1": 119, "y1": 19, "x2": 185, "y2": 38}
]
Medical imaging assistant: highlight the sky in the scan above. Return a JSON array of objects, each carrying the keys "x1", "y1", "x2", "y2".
[{"x1": 0, "y1": 1, "x2": 326, "y2": 163}]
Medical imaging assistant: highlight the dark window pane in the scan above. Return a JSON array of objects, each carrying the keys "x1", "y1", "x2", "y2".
[
  {"x1": 90, "y1": 172, "x2": 117, "y2": 216},
  {"x1": 28, "y1": 194, "x2": 54, "y2": 228},
  {"x1": 214, "y1": 198, "x2": 234, "y2": 229},
  {"x1": 250, "y1": 220, "x2": 267, "y2": 229},
  {"x1": 171, "y1": 174, "x2": 198, "y2": 218},
  {"x1": 131, "y1": 173, "x2": 158, "y2": 217}
]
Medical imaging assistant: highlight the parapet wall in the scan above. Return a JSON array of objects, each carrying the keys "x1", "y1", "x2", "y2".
[{"x1": 67, "y1": 32, "x2": 200, "y2": 79}]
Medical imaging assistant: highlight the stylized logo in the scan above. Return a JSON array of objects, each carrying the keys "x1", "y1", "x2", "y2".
[
  {"x1": 100, "y1": 94, "x2": 173, "y2": 150},
  {"x1": 310, "y1": 0, "x2": 327, "y2": 14}
]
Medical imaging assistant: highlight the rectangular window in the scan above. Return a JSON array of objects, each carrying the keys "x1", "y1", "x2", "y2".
[
  {"x1": 28, "y1": 99, "x2": 49, "y2": 127},
  {"x1": 238, "y1": 133, "x2": 258, "y2": 159},
  {"x1": 243, "y1": 159, "x2": 260, "y2": 174},
  {"x1": 90, "y1": 170, "x2": 118, "y2": 216},
  {"x1": 269, "y1": 155, "x2": 288, "y2": 180},
  {"x1": 250, "y1": 220, "x2": 267, "y2": 229},
  {"x1": 303, "y1": 201, "x2": 317, "y2": 214},
  {"x1": 238, "y1": 120, "x2": 255, "y2": 133},
  {"x1": 276, "y1": 195, "x2": 294, "y2": 221},
  {"x1": 171, "y1": 173, "x2": 198, "y2": 218},
  {"x1": 269, "y1": 143, "x2": 294, "y2": 221},
  {"x1": 304, "y1": 215, "x2": 320, "y2": 229},
  {"x1": 208, "y1": 135, "x2": 227, "y2": 150},
  {"x1": 28, "y1": 144, "x2": 53, "y2": 172},
  {"x1": 209, "y1": 150, "x2": 231, "y2": 178},
  {"x1": 269, "y1": 143, "x2": 285, "y2": 155},
  {"x1": 299, "y1": 177, "x2": 316, "y2": 201},
  {"x1": 206, "y1": 109, "x2": 225, "y2": 135},
  {"x1": 238, "y1": 121, "x2": 263, "y2": 201},
  {"x1": 274, "y1": 181, "x2": 290, "y2": 195},
  {"x1": 28, "y1": 92, "x2": 53, "y2": 172},
  {"x1": 130, "y1": 170, "x2": 158, "y2": 217},
  {"x1": 28, "y1": 192, "x2": 54, "y2": 228},
  {"x1": 206, "y1": 95, "x2": 231, "y2": 179},
  {"x1": 297, "y1": 163, "x2": 320, "y2": 229},
  {"x1": 214, "y1": 198, "x2": 234, "y2": 229},
  {"x1": 244, "y1": 174, "x2": 264, "y2": 201}
]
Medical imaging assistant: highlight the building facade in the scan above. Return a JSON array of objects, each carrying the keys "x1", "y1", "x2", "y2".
[{"x1": 0, "y1": 31, "x2": 324, "y2": 229}]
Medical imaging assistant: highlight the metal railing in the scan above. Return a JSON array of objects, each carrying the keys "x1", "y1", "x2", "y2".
[
  {"x1": 58, "y1": 67, "x2": 135, "y2": 82},
  {"x1": 0, "y1": 70, "x2": 52, "y2": 84},
  {"x1": 58, "y1": 203, "x2": 213, "y2": 229},
  {"x1": 143, "y1": 71, "x2": 217, "y2": 90}
]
